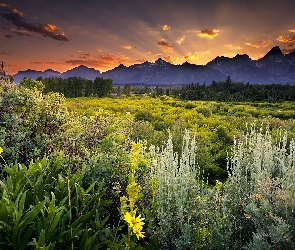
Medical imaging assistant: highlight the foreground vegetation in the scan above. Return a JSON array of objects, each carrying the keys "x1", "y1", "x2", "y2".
[{"x1": 1, "y1": 78, "x2": 295, "y2": 249}]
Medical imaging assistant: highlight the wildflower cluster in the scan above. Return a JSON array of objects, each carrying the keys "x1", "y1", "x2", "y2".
[{"x1": 120, "y1": 142, "x2": 146, "y2": 244}]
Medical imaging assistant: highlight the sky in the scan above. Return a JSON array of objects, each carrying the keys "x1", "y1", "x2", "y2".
[{"x1": 1, "y1": 0, "x2": 295, "y2": 75}]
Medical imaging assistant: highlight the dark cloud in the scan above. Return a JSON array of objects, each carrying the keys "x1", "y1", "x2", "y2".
[
  {"x1": 157, "y1": 39, "x2": 173, "y2": 52},
  {"x1": 282, "y1": 48, "x2": 295, "y2": 54},
  {"x1": 30, "y1": 61, "x2": 61, "y2": 64},
  {"x1": 10, "y1": 28, "x2": 32, "y2": 36},
  {"x1": 0, "y1": 4, "x2": 69, "y2": 41},
  {"x1": 78, "y1": 50, "x2": 91, "y2": 57},
  {"x1": 198, "y1": 29, "x2": 219, "y2": 39},
  {"x1": 0, "y1": 50, "x2": 10, "y2": 55},
  {"x1": 5, "y1": 34, "x2": 12, "y2": 38}
]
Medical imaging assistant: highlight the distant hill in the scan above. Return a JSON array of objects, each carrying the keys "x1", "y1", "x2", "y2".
[
  {"x1": 60, "y1": 65, "x2": 102, "y2": 80},
  {"x1": 12, "y1": 46, "x2": 295, "y2": 85},
  {"x1": 13, "y1": 65, "x2": 102, "y2": 84}
]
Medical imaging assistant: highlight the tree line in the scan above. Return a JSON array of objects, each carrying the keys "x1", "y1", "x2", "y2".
[
  {"x1": 34, "y1": 76, "x2": 295, "y2": 102},
  {"x1": 36, "y1": 76, "x2": 113, "y2": 98},
  {"x1": 178, "y1": 77, "x2": 295, "y2": 102}
]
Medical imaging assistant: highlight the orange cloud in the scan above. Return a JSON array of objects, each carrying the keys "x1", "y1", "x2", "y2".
[
  {"x1": 198, "y1": 29, "x2": 219, "y2": 39},
  {"x1": 222, "y1": 53, "x2": 237, "y2": 58},
  {"x1": 225, "y1": 44, "x2": 243, "y2": 50},
  {"x1": 157, "y1": 39, "x2": 173, "y2": 52},
  {"x1": 1, "y1": 4, "x2": 69, "y2": 41},
  {"x1": 277, "y1": 35, "x2": 295, "y2": 45},
  {"x1": 183, "y1": 51, "x2": 209, "y2": 62},
  {"x1": 30, "y1": 61, "x2": 43, "y2": 64},
  {"x1": 163, "y1": 25, "x2": 170, "y2": 31},
  {"x1": 289, "y1": 29, "x2": 295, "y2": 33},
  {"x1": 259, "y1": 40, "x2": 271, "y2": 48},
  {"x1": 176, "y1": 36, "x2": 185, "y2": 45},
  {"x1": 245, "y1": 43, "x2": 260, "y2": 48},
  {"x1": 183, "y1": 52, "x2": 200, "y2": 61},
  {"x1": 123, "y1": 45, "x2": 132, "y2": 49},
  {"x1": 133, "y1": 59, "x2": 146, "y2": 64},
  {"x1": 164, "y1": 55, "x2": 180, "y2": 64},
  {"x1": 66, "y1": 53, "x2": 131, "y2": 70},
  {"x1": 43, "y1": 24, "x2": 59, "y2": 33}
]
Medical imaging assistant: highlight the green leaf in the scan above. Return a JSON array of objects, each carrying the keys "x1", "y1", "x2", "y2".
[
  {"x1": 19, "y1": 200, "x2": 46, "y2": 229},
  {"x1": 49, "y1": 209, "x2": 64, "y2": 234},
  {"x1": 38, "y1": 229, "x2": 46, "y2": 247},
  {"x1": 15, "y1": 191, "x2": 27, "y2": 224},
  {"x1": 18, "y1": 226, "x2": 34, "y2": 250}
]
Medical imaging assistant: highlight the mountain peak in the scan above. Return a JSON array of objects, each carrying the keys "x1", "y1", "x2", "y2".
[
  {"x1": 155, "y1": 58, "x2": 165, "y2": 62},
  {"x1": 44, "y1": 68, "x2": 60, "y2": 73},
  {"x1": 271, "y1": 46, "x2": 281, "y2": 51},
  {"x1": 75, "y1": 65, "x2": 91, "y2": 69},
  {"x1": 117, "y1": 63, "x2": 127, "y2": 68},
  {"x1": 182, "y1": 61, "x2": 194, "y2": 67},
  {"x1": 234, "y1": 54, "x2": 250, "y2": 59},
  {"x1": 155, "y1": 58, "x2": 168, "y2": 64},
  {"x1": 264, "y1": 46, "x2": 284, "y2": 57}
]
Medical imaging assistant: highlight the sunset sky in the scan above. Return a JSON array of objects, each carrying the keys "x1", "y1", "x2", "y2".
[{"x1": 1, "y1": 0, "x2": 295, "y2": 75}]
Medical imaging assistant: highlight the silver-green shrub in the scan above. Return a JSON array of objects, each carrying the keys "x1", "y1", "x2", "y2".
[
  {"x1": 218, "y1": 125, "x2": 295, "y2": 249},
  {"x1": 148, "y1": 130, "x2": 205, "y2": 249}
]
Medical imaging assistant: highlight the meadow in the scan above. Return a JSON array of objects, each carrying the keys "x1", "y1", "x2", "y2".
[{"x1": 0, "y1": 78, "x2": 295, "y2": 249}]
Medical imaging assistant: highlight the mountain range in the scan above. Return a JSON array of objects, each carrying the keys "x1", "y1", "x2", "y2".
[{"x1": 11, "y1": 46, "x2": 295, "y2": 85}]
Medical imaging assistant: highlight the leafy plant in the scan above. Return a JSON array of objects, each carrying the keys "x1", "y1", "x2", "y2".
[{"x1": 0, "y1": 156, "x2": 112, "y2": 249}]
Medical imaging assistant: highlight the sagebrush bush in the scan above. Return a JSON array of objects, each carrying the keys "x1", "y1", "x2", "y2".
[
  {"x1": 148, "y1": 130, "x2": 203, "y2": 249},
  {"x1": 214, "y1": 125, "x2": 295, "y2": 249}
]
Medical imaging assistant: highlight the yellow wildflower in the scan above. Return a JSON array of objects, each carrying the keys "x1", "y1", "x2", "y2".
[
  {"x1": 133, "y1": 224, "x2": 145, "y2": 239},
  {"x1": 0, "y1": 147, "x2": 3, "y2": 154},
  {"x1": 124, "y1": 211, "x2": 145, "y2": 229},
  {"x1": 254, "y1": 193, "x2": 261, "y2": 200}
]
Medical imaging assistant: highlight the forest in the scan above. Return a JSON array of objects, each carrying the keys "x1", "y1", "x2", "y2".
[{"x1": 0, "y1": 77, "x2": 295, "y2": 249}]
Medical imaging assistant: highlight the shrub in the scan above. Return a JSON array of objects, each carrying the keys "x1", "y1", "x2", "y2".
[
  {"x1": 213, "y1": 126, "x2": 295, "y2": 249},
  {"x1": 148, "y1": 131, "x2": 202, "y2": 249},
  {"x1": 134, "y1": 110, "x2": 154, "y2": 122},
  {"x1": 0, "y1": 79, "x2": 70, "y2": 165}
]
